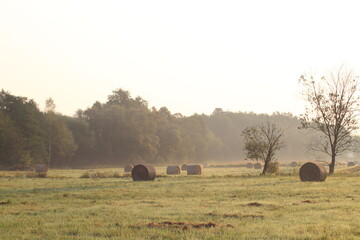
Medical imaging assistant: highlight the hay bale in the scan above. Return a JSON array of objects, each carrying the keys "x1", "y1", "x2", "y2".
[
  {"x1": 124, "y1": 164, "x2": 133, "y2": 172},
  {"x1": 181, "y1": 164, "x2": 188, "y2": 171},
  {"x1": 246, "y1": 163, "x2": 254, "y2": 169},
  {"x1": 131, "y1": 164, "x2": 156, "y2": 181},
  {"x1": 347, "y1": 161, "x2": 355, "y2": 167},
  {"x1": 299, "y1": 162, "x2": 327, "y2": 182},
  {"x1": 254, "y1": 163, "x2": 262, "y2": 169},
  {"x1": 266, "y1": 162, "x2": 279, "y2": 173},
  {"x1": 35, "y1": 164, "x2": 48, "y2": 173},
  {"x1": 290, "y1": 161, "x2": 298, "y2": 167},
  {"x1": 186, "y1": 164, "x2": 202, "y2": 175},
  {"x1": 166, "y1": 165, "x2": 181, "y2": 175}
]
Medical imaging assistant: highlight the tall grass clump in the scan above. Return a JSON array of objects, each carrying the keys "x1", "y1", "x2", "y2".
[{"x1": 80, "y1": 171, "x2": 123, "y2": 178}]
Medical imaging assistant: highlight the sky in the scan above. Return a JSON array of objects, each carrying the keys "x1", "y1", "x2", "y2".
[{"x1": 1, "y1": 0, "x2": 360, "y2": 117}]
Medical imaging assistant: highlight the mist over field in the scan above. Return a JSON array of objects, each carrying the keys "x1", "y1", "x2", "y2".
[{"x1": 0, "y1": 88, "x2": 357, "y2": 170}]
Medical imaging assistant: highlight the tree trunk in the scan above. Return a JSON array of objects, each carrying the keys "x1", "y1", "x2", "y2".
[
  {"x1": 261, "y1": 161, "x2": 268, "y2": 175},
  {"x1": 329, "y1": 154, "x2": 336, "y2": 174}
]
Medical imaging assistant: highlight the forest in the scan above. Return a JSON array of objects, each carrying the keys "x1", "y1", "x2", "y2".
[{"x1": 0, "y1": 88, "x2": 354, "y2": 169}]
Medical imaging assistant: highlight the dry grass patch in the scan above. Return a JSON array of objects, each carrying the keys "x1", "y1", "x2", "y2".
[
  {"x1": 25, "y1": 172, "x2": 47, "y2": 178},
  {"x1": 80, "y1": 171, "x2": 122, "y2": 178}
]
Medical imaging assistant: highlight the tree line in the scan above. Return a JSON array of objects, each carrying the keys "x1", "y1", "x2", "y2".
[{"x1": 0, "y1": 87, "x2": 355, "y2": 169}]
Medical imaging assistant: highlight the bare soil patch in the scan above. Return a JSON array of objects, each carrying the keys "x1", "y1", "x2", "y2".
[
  {"x1": 206, "y1": 212, "x2": 264, "y2": 219},
  {"x1": 246, "y1": 202, "x2": 263, "y2": 207},
  {"x1": 131, "y1": 221, "x2": 234, "y2": 230},
  {"x1": 301, "y1": 200, "x2": 315, "y2": 203}
]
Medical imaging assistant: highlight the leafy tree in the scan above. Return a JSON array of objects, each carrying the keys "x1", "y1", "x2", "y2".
[
  {"x1": 62, "y1": 116, "x2": 95, "y2": 167},
  {"x1": 0, "y1": 110, "x2": 24, "y2": 167},
  {"x1": 177, "y1": 115, "x2": 213, "y2": 163},
  {"x1": 84, "y1": 93, "x2": 159, "y2": 165},
  {"x1": 205, "y1": 111, "x2": 243, "y2": 159},
  {"x1": 107, "y1": 88, "x2": 148, "y2": 109},
  {"x1": 153, "y1": 107, "x2": 182, "y2": 163},
  {"x1": 242, "y1": 121, "x2": 284, "y2": 174},
  {"x1": 44, "y1": 98, "x2": 77, "y2": 167},
  {"x1": 158, "y1": 107, "x2": 173, "y2": 120},
  {"x1": 45, "y1": 98, "x2": 56, "y2": 167},
  {"x1": 299, "y1": 66, "x2": 360, "y2": 174},
  {"x1": 0, "y1": 90, "x2": 47, "y2": 165},
  {"x1": 47, "y1": 116, "x2": 77, "y2": 167},
  {"x1": 156, "y1": 126, "x2": 181, "y2": 162}
]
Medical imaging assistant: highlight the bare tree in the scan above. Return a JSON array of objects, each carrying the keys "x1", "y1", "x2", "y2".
[
  {"x1": 242, "y1": 121, "x2": 285, "y2": 175},
  {"x1": 299, "y1": 66, "x2": 360, "y2": 174}
]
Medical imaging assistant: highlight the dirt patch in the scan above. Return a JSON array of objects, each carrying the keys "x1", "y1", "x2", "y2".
[
  {"x1": 301, "y1": 200, "x2": 314, "y2": 203},
  {"x1": 206, "y1": 212, "x2": 264, "y2": 219},
  {"x1": 345, "y1": 196, "x2": 355, "y2": 200},
  {"x1": 105, "y1": 201, "x2": 127, "y2": 206},
  {"x1": 293, "y1": 200, "x2": 316, "y2": 205},
  {"x1": 132, "y1": 221, "x2": 233, "y2": 230},
  {"x1": 239, "y1": 202, "x2": 263, "y2": 207},
  {"x1": 246, "y1": 202, "x2": 263, "y2": 207},
  {"x1": 224, "y1": 214, "x2": 264, "y2": 219},
  {"x1": 238, "y1": 202, "x2": 281, "y2": 210},
  {"x1": 63, "y1": 193, "x2": 78, "y2": 198},
  {"x1": 152, "y1": 204, "x2": 165, "y2": 207}
]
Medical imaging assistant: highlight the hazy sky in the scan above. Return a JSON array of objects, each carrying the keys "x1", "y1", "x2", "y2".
[{"x1": 1, "y1": 0, "x2": 360, "y2": 116}]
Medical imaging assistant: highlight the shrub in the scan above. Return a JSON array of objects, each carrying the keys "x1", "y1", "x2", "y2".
[{"x1": 266, "y1": 162, "x2": 280, "y2": 174}]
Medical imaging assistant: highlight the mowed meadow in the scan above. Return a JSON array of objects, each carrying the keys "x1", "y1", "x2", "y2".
[{"x1": 1, "y1": 165, "x2": 360, "y2": 240}]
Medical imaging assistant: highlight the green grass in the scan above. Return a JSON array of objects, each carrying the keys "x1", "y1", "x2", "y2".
[{"x1": 1, "y1": 166, "x2": 360, "y2": 239}]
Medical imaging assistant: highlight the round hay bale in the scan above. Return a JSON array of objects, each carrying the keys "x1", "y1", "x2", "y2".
[
  {"x1": 254, "y1": 163, "x2": 262, "y2": 169},
  {"x1": 299, "y1": 162, "x2": 327, "y2": 182},
  {"x1": 347, "y1": 161, "x2": 355, "y2": 167},
  {"x1": 246, "y1": 163, "x2": 254, "y2": 169},
  {"x1": 181, "y1": 164, "x2": 188, "y2": 171},
  {"x1": 266, "y1": 162, "x2": 280, "y2": 174},
  {"x1": 124, "y1": 164, "x2": 133, "y2": 172},
  {"x1": 186, "y1": 164, "x2": 202, "y2": 175},
  {"x1": 35, "y1": 164, "x2": 48, "y2": 173},
  {"x1": 290, "y1": 161, "x2": 298, "y2": 167},
  {"x1": 131, "y1": 164, "x2": 156, "y2": 181},
  {"x1": 166, "y1": 165, "x2": 181, "y2": 175}
]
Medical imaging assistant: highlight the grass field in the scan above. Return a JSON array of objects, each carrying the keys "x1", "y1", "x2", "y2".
[{"x1": 1, "y1": 166, "x2": 360, "y2": 240}]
